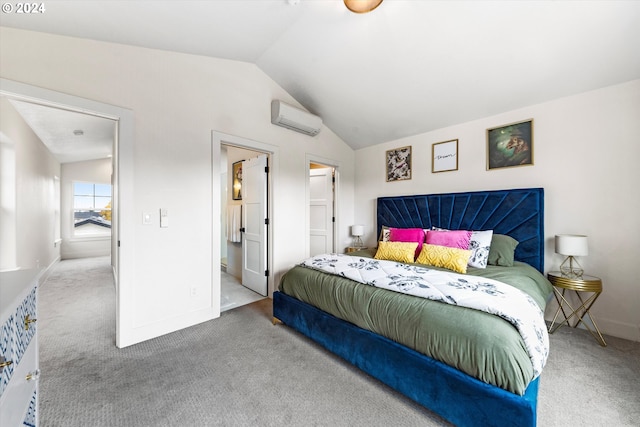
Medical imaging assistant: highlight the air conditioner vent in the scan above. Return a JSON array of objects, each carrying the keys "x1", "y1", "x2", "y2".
[{"x1": 271, "y1": 100, "x2": 322, "y2": 136}]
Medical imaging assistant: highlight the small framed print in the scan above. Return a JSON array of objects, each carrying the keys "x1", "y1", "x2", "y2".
[
  {"x1": 386, "y1": 146, "x2": 412, "y2": 182},
  {"x1": 432, "y1": 139, "x2": 458, "y2": 173},
  {"x1": 487, "y1": 119, "x2": 533, "y2": 170},
  {"x1": 232, "y1": 161, "x2": 242, "y2": 200}
]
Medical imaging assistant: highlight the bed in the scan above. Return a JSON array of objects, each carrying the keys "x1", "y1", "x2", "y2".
[{"x1": 273, "y1": 188, "x2": 551, "y2": 427}]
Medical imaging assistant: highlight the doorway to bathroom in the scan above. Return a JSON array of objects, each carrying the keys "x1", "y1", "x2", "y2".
[{"x1": 217, "y1": 138, "x2": 272, "y2": 312}]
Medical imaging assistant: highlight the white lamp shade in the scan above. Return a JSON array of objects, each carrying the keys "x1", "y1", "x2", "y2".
[
  {"x1": 555, "y1": 234, "x2": 588, "y2": 256},
  {"x1": 351, "y1": 225, "x2": 364, "y2": 237}
]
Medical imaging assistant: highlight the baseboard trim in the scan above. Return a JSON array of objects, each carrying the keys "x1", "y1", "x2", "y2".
[
  {"x1": 38, "y1": 256, "x2": 60, "y2": 284},
  {"x1": 545, "y1": 312, "x2": 640, "y2": 343},
  {"x1": 597, "y1": 318, "x2": 640, "y2": 342}
]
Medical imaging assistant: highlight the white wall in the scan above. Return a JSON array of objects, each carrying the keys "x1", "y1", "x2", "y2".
[
  {"x1": 0, "y1": 27, "x2": 356, "y2": 346},
  {"x1": 355, "y1": 79, "x2": 640, "y2": 342},
  {"x1": 0, "y1": 97, "x2": 61, "y2": 274},
  {"x1": 60, "y1": 158, "x2": 112, "y2": 259}
]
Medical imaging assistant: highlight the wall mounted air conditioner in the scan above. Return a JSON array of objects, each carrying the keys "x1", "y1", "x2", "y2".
[{"x1": 271, "y1": 100, "x2": 322, "y2": 136}]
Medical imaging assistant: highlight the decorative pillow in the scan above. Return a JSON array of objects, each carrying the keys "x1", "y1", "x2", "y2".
[
  {"x1": 415, "y1": 244, "x2": 472, "y2": 274},
  {"x1": 374, "y1": 241, "x2": 419, "y2": 264},
  {"x1": 378, "y1": 225, "x2": 391, "y2": 242},
  {"x1": 467, "y1": 230, "x2": 493, "y2": 269},
  {"x1": 487, "y1": 234, "x2": 519, "y2": 267},
  {"x1": 389, "y1": 227, "x2": 425, "y2": 259},
  {"x1": 425, "y1": 230, "x2": 472, "y2": 250},
  {"x1": 430, "y1": 227, "x2": 493, "y2": 269}
]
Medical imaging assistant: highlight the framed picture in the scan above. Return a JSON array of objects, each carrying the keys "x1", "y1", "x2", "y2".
[
  {"x1": 232, "y1": 160, "x2": 243, "y2": 200},
  {"x1": 487, "y1": 119, "x2": 533, "y2": 170},
  {"x1": 386, "y1": 146, "x2": 412, "y2": 182},
  {"x1": 432, "y1": 139, "x2": 458, "y2": 173}
]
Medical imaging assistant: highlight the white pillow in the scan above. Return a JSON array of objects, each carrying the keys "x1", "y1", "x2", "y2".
[
  {"x1": 468, "y1": 230, "x2": 493, "y2": 268},
  {"x1": 430, "y1": 227, "x2": 493, "y2": 269},
  {"x1": 378, "y1": 226, "x2": 391, "y2": 242}
]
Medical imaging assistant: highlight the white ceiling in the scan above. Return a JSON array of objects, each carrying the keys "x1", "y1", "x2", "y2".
[
  {"x1": 8, "y1": 99, "x2": 115, "y2": 163},
  {"x1": 2, "y1": 0, "x2": 639, "y2": 153}
]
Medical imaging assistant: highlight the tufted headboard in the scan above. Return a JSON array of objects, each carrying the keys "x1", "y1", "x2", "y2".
[{"x1": 376, "y1": 188, "x2": 545, "y2": 273}]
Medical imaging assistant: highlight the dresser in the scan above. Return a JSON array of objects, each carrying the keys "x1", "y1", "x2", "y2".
[{"x1": 1, "y1": 269, "x2": 39, "y2": 427}]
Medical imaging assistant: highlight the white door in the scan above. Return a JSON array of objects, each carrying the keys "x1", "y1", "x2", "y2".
[
  {"x1": 309, "y1": 167, "x2": 335, "y2": 256},
  {"x1": 241, "y1": 154, "x2": 268, "y2": 296}
]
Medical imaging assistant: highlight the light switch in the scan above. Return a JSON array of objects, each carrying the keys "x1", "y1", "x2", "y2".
[
  {"x1": 142, "y1": 212, "x2": 152, "y2": 225},
  {"x1": 160, "y1": 209, "x2": 169, "y2": 228}
]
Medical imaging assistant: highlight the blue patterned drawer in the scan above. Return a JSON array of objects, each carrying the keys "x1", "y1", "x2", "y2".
[
  {"x1": 0, "y1": 313, "x2": 16, "y2": 396},
  {"x1": 1, "y1": 285, "x2": 37, "y2": 398},
  {"x1": 1, "y1": 268, "x2": 39, "y2": 427},
  {"x1": 23, "y1": 389, "x2": 37, "y2": 427},
  {"x1": 14, "y1": 286, "x2": 38, "y2": 362}
]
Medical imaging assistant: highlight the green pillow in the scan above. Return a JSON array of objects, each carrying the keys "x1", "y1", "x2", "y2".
[{"x1": 487, "y1": 234, "x2": 519, "y2": 267}]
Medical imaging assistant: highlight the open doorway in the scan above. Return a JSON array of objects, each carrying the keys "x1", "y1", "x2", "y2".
[
  {"x1": 213, "y1": 132, "x2": 276, "y2": 313},
  {"x1": 220, "y1": 145, "x2": 267, "y2": 311},
  {"x1": 1, "y1": 78, "x2": 136, "y2": 348},
  {"x1": 309, "y1": 161, "x2": 337, "y2": 257},
  {"x1": 3, "y1": 98, "x2": 116, "y2": 262}
]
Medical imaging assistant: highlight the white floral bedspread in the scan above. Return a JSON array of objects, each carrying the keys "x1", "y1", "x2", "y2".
[{"x1": 301, "y1": 254, "x2": 549, "y2": 378}]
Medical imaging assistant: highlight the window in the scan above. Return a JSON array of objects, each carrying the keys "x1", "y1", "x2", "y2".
[{"x1": 73, "y1": 182, "x2": 112, "y2": 236}]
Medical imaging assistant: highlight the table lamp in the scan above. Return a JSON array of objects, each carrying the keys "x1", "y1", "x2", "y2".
[
  {"x1": 555, "y1": 234, "x2": 588, "y2": 278},
  {"x1": 351, "y1": 225, "x2": 364, "y2": 248}
]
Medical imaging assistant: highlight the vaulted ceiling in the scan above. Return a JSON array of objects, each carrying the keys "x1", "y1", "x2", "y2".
[{"x1": 2, "y1": 0, "x2": 639, "y2": 154}]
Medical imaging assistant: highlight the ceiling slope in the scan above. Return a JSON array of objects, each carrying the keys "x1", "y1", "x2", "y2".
[{"x1": 2, "y1": 0, "x2": 639, "y2": 150}]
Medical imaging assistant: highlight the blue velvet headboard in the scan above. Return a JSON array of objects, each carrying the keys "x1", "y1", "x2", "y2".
[{"x1": 377, "y1": 188, "x2": 545, "y2": 273}]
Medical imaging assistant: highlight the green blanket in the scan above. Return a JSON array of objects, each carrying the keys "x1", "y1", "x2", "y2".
[{"x1": 278, "y1": 249, "x2": 552, "y2": 395}]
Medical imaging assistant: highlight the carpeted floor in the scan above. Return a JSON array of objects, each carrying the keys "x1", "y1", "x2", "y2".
[{"x1": 37, "y1": 257, "x2": 640, "y2": 426}]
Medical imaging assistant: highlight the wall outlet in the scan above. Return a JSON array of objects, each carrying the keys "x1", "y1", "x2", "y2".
[{"x1": 190, "y1": 287, "x2": 197, "y2": 297}]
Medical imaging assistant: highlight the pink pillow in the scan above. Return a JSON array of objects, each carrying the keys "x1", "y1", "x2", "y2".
[
  {"x1": 426, "y1": 230, "x2": 472, "y2": 250},
  {"x1": 389, "y1": 228, "x2": 425, "y2": 259}
]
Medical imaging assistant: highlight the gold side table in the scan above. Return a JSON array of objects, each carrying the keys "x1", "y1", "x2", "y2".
[{"x1": 547, "y1": 271, "x2": 607, "y2": 346}]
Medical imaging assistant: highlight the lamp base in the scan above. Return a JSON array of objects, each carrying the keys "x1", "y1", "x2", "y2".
[
  {"x1": 559, "y1": 256, "x2": 584, "y2": 279},
  {"x1": 352, "y1": 236, "x2": 364, "y2": 248}
]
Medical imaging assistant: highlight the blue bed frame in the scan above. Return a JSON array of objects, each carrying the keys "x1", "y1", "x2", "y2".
[{"x1": 273, "y1": 188, "x2": 545, "y2": 427}]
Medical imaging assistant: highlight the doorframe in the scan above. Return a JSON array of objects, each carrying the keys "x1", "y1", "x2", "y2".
[
  {"x1": 212, "y1": 131, "x2": 278, "y2": 300},
  {"x1": 0, "y1": 78, "x2": 135, "y2": 348},
  {"x1": 305, "y1": 154, "x2": 339, "y2": 258}
]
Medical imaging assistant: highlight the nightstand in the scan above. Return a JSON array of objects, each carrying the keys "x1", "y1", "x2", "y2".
[
  {"x1": 345, "y1": 247, "x2": 367, "y2": 253},
  {"x1": 547, "y1": 271, "x2": 606, "y2": 346}
]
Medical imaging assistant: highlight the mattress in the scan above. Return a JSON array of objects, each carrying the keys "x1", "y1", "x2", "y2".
[{"x1": 278, "y1": 249, "x2": 552, "y2": 395}]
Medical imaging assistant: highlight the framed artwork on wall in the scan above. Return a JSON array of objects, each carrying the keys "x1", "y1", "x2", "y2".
[
  {"x1": 232, "y1": 160, "x2": 243, "y2": 200},
  {"x1": 432, "y1": 139, "x2": 458, "y2": 173},
  {"x1": 487, "y1": 119, "x2": 533, "y2": 170},
  {"x1": 386, "y1": 146, "x2": 412, "y2": 182}
]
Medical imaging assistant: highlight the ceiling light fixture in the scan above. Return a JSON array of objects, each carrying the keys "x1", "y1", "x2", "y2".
[
  {"x1": 73, "y1": 129, "x2": 84, "y2": 136},
  {"x1": 344, "y1": 0, "x2": 383, "y2": 13}
]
